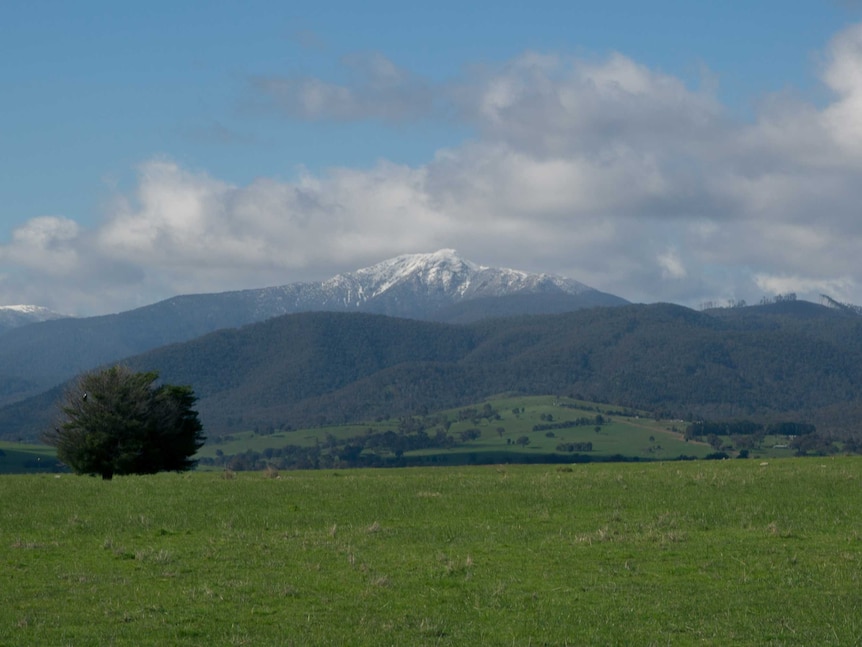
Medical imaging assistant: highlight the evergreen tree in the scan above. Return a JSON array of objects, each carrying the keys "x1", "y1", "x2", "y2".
[{"x1": 44, "y1": 365, "x2": 204, "y2": 479}]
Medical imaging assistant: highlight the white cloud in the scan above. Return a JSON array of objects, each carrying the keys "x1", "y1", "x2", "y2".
[
  {"x1": 6, "y1": 24, "x2": 862, "y2": 314},
  {"x1": 820, "y1": 23, "x2": 862, "y2": 156},
  {"x1": 0, "y1": 216, "x2": 80, "y2": 274},
  {"x1": 658, "y1": 249, "x2": 687, "y2": 280},
  {"x1": 450, "y1": 51, "x2": 725, "y2": 159}
]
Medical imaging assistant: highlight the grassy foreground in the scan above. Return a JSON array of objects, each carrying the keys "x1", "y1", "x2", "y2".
[{"x1": 2, "y1": 459, "x2": 861, "y2": 645}]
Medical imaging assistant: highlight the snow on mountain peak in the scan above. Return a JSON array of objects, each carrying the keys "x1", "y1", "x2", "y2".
[
  {"x1": 256, "y1": 249, "x2": 615, "y2": 320},
  {"x1": 1, "y1": 305, "x2": 44, "y2": 314},
  {"x1": 316, "y1": 249, "x2": 591, "y2": 308},
  {"x1": 0, "y1": 304, "x2": 71, "y2": 332},
  {"x1": 360, "y1": 249, "x2": 479, "y2": 293},
  {"x1": 0, "y1": 304, "x2": 68, "y2": 318}
]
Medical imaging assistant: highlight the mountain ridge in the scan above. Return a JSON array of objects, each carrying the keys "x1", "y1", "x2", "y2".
[
  {"x1": 4, "y1": 300, "x2": 862, "y2": 443},
  {"x1": 0, "y1": 250, "x2": 625, "y2": 406}
]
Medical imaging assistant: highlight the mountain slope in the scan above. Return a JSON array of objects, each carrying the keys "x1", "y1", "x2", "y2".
[
  {"x1": 129, "y1": 302, "x2": 862, "y2": 437},
  {"x1": 0, "y1": 251, "x2": 625, "y2": 405},
  {"x1": 6, "y1": 301, "x2": 862, "y2": 442}
]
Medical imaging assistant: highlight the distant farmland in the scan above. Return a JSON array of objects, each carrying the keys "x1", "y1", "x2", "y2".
[{"x1": 197, "y1": 395, "x2": 801, "y2": 471}]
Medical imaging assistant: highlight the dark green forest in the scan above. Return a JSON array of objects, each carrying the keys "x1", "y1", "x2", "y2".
[{"x1": 2, "y1": 300, "x2": 862, "y2": 443}]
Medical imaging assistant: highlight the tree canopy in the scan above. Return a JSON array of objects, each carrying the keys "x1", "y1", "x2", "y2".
[{"x1": 44, "y1": 365, "x2": 204, "y2": 479}]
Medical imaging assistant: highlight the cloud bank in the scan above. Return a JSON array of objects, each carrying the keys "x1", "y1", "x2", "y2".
[{"x1": 5, "y1": 24, "x2": 862, "y2": 315}]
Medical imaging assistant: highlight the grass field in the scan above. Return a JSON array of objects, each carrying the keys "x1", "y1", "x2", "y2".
[{"x1": 2, "y1": 458, "x2": 861, "y2": 645}]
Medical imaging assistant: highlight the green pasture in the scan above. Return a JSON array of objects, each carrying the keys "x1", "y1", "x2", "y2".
[
  {"x1": 197, "y1": 394, "x2": 802, "y2": 466},
  {"x1": 198, "y1": 395, "x2": 723, "y2": 465},
  {"x1": 2, "y1": 458, "x2": 862, "y2": 645}
]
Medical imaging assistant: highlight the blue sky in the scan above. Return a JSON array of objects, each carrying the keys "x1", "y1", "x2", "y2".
[{"x1": 3, "y1": 1, "x2": 862, "y2": 314}]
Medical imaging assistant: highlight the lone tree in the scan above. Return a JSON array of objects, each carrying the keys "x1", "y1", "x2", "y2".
[{"x1": 44, "y1": 365, "x2": 205, "y2": 479}]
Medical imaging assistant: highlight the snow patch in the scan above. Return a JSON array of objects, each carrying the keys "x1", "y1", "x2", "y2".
[{"x1": 0, "y1": 305, "x2": 48, "y2": 314}]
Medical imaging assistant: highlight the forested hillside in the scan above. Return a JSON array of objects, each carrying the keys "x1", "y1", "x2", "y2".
[{"x1": 3, "y1": 301, "x2": 862, "y2": 443}]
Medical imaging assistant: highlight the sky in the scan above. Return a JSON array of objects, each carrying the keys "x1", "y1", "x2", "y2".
[{"x1": 3, "y1": 1, "x2": 862, "y2": 316}]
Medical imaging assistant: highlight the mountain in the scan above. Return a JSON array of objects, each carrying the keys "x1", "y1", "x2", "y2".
[
  {"x1": 6, "y1": 300, "x2": 862, "y2": 443},
  {"x1": 184, "y1": 248, "x2": 623, "y2": 321},
  {"x1": 0, "y1": 250, "x2": 626, "y2": 406},
  {"x1": 302, "y1": 249, "x2": 620, "y2": 318},
  {"x1": 0, "y1": 305, "x2": 69, "y2": 334}
]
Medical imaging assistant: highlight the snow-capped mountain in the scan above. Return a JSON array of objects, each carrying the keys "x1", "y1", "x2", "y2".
[
  {"x1": 252, "y1": 249, "x2": 623, "y2": 320},
  {"x1": 0, "y1": 305, "x2": 70, "y2": 334},
  {"x1": 0, "y1": 251, "x2": 626, "y2": 408},
  {"x1": 322, "y1": 249, "x2": 593, "y2": 305}
]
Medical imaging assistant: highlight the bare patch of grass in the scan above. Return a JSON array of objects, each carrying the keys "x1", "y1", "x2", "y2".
[{"x1": 134, "y1": 548, "x2": 173, "y2": 564}]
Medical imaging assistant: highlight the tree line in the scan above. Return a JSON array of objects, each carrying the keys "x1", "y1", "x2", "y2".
[
  {"x1": 201, "y1": 420, "x2": 472, "y2": 471},
  {"x1": 684, "y1": 418, "x2": 854, "y2": 457},
  {"x1": 685, "y1": 420, "x2": 816, "y2": 438},
  {"x1": 533, "y1": 414, "x2": 607, "y2": 432}
]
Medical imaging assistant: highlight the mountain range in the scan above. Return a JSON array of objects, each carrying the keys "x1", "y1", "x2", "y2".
[
  {"x1": 0, "y1": 250, "x2": 626, "y2": 407},
  {"x1": 3, "y1": 298, "x2": 862, "y2": 443},
  {"x1": 6, "y1": 249, "x2": 860, "y2": 447}
]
